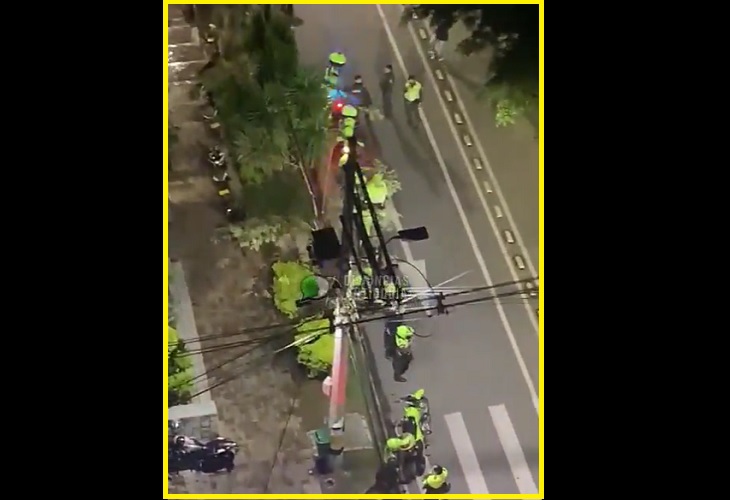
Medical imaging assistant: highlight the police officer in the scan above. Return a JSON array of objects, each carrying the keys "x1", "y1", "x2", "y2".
[
  {"x1": 385, "y1": 324, "x2": 415, "y2": 382},
  {"x1": 324, "y1": 52, "x2": 346, "y2": 88},
  {"x1": 384, "y1": 433, "x2": 416, "y2": 458},
  {"x1": 368, "y1": 456, "x2": 400, "y2": 493},
  {"x1": 380, "y1": 64, "x2": 395, "y2": 118},
  {"x1": 403, "y1": 75, "x2": 423, "y2": 128},
  {"x1": 422, "y1": 465, "x2": 450, "y2": 494},
  {"x1": 338, "y1": 104, "x2": 358, "y2": 143}
]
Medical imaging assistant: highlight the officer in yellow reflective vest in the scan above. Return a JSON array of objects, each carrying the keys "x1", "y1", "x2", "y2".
[
  {"x1": 384, "y1": 433, "x2": 416, "y2": 460},
  {"x1": 403, "y1": 75, "x2": 422, "y2": 128},
  {"x1": 422, "y1": 465, "x2": 450, "y2": 494},
  {"x1": 338, "y1": 105, "x2": 358, "y2": 144},
  {"x1": 385, "y1": 323, "x2": 414, "y2": 382}
]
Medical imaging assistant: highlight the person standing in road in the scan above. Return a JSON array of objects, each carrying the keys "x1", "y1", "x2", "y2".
[
  {"x1": 403, "y1": 75, "x2": 423, "y2": 128},
  {"x1": 386, "y1": 324, "x2": 414, "y2": 382},
  {"x1": 379, "y1": 64, "x2": 395, "y2": 118},
  {"x1": 348, "y1": 74, "x2": 373, "y2": 112},
  {"x1": 422, "y1": 465, "x2": 450, "y2": 494},
  {"x1": 428, "y1": 19, "x2": 452, "y2": 61}
]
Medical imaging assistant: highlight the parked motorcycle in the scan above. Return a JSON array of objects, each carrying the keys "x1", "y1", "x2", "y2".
[
  {"x1": 170, "y1": 435, "x2": 239, "y2": 474},
  {"x1": 395, "y1": 389, "x2": 431, "y2": 451}
]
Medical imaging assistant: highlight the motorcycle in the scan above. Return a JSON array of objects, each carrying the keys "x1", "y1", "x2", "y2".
[
  {"x1": 395, "y1": 389, "x2": 431, "y2": 448},
  {"x1": 170, "y1": 435, "x2": 239, "y2": 474}
]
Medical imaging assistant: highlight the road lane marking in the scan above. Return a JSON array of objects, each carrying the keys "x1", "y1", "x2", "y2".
[
  {"x1": 444, "y1": 89, "x2": 454, "y2": 102},
  {"x1": 417, "y1": 19, "x2": 540, "y2": 286},
  {"x1": 444, "y1": 412, "x2": 490, "y2": 493},
  {"x1": 463, "y1": 134, "x2": 473, "y2": 146},
  {"x1": 504, "y1": 230, "x2": 515, "y2": 244},
  {"x1": 494, "y1": 205, "x2": 503, "y2": 218},
  {"x1": 376, "y1": 4, "x2": 538, "y2": 411},
  {"x1": 418, "y1": 27, "x2": 428, "y2": 39},
  {"x1": 435, "y1": 68, "x2": 444, "y2": 80},
  {"x1": 514, "y1": 255, "x2": 526, "y2": 270},
  {"x1": 474, "y1": 158, "x2": 484, "y2": 170},
  {"x1": 489, "y1": 405, "x2": 538, "y2": 494},
  {"x1": 483, "y1": 180, "x2": 492, "y2": 192},
  {"x1": 400, "y1": 6, "x2": 540, "y2": 335}
]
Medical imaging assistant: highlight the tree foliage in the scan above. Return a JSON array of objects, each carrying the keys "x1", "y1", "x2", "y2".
[
  {"x1": 201, "y1": 6, "x2": 329, "y2": 186},
  {"x1": 411, "y1": 5, "x2": 539, "y2": 127}
]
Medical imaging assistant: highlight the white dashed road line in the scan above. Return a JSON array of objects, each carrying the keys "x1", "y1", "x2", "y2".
[
  {"x1": 400, "y1": 10, "x2": 539, "y2": 333},
  {"x1": 416, "y1": 14, "x2": 540, "y2": 285},
  {"x1": 375, "y1": 4, "x2": 538, "y2": 412}
]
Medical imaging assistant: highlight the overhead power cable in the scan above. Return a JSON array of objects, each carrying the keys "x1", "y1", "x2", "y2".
[
  {"x1": 168, "y1": 276, "x2": 538, "y2": 347},
  {"x1": 177, "y1": 285, "x2": 538, "y2": 400}
]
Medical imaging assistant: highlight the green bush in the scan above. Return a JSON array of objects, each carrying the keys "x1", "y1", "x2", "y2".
[
  {"x1": 168, "y1": 326, "x2": 194, "y2": 406},
  {"x1": 272, "y1": 260, "x2": 313, "y2": 318},
  {"x1": 294, "y1": 317, "x2": 333, "y2": 378}
]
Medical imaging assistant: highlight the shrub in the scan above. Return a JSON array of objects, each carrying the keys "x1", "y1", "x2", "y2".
[
  {"x1": 272, "y1": 260, "x2": 313, "y2": 318},
  {"x1": 168, "y1": 326, "x2": 194, "y2": 406},
  {"x1": 294, "y1": 317, "x2": 333, "y2": 377}
]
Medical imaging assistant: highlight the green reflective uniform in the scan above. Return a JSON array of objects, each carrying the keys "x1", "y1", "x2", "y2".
[
  {"x1": 423, "y1": 467, "x2": 448, "y2": 489},
  {"x1": 342, "y1": 104, "x2": 358, "y2": 118},
  {"x1": 395, "y1": 325, "x2": 414, "y2": 349}
]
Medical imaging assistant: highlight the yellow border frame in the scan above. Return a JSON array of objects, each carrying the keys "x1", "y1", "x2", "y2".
[{"x1": 164, "y1": 1, "x2": 543, "y2": 498}]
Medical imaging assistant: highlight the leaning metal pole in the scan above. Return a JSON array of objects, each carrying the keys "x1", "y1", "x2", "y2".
[{"x1": 327, "y1": 135, "x2": 359, "y2": 457}]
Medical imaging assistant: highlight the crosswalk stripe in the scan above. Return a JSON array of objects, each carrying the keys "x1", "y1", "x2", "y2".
[
  {"x1": 444, "y1": 412, "x2": 489, "y2": 493},
  {"x1": 488, "y1": 404, "x2": 538, "y2": 494}
]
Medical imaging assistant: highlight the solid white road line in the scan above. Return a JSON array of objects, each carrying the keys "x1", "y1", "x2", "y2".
[
  {"x1": 489, "y1": 404, "x2": 538, "y2": 494},
  {"x1": 401, "y1": 12, "x2": 540, "y2": 336},
  {"x1": 444, "y1": 412, "x2": 490, "y2": 493},
  {"x1": 375, "y1": 4, "x2": 538, "y2": 412}
]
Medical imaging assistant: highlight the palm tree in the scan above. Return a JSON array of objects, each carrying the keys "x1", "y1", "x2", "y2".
[{"x1": 200, "y1": 7, "x2": 328, "y2": 221}]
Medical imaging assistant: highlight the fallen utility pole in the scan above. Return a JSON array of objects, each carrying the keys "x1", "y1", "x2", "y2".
[{"x1": 326, "y1": 132, "x2": 404, "y2": 465}]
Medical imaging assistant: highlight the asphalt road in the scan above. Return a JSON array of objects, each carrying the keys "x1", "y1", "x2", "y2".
[{"x1": 295, "y1": 5, "x2": 540, "y2": 494}]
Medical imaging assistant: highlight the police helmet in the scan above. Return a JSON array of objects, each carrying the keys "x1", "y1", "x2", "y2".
[
  {"x1": 174, "y1": 435, "x2": 186, "y2": 447},
  {"x1": 354, "y1": 74, "x2": 363, "y2": 83},
  {"x1": 386, "y1": 437, "x2": 401, "y2": 449},
  {"x1": 432, "y1": 465, "x2": 443, "y2": 475},
  {"x1": 329, "y1": 51, "x2": 347, "y2": 66},
  {"x1": 342, "y1": 104, "x2": 358, "y2": 118}
]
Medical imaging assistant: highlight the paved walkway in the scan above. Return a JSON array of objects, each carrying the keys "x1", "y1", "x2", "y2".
[{"x1": 167, "y1": 5, "x2": 379, "y2": 494}]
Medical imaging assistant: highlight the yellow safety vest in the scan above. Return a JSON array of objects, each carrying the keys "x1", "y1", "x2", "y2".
[
  {"x1": 424, "y1": 470, "x2": 447, "y2": 489},
  {"x1": 395, "y1": 335, "x2": 411, "y2": 349},
  {"x1": 404, "y1": 81, "x2": 422, "y2": 102}
]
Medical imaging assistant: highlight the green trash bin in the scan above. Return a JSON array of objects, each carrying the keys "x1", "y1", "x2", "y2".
[{"x1": 313, "y1": 428, "x2": 332, "y2": 474}]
